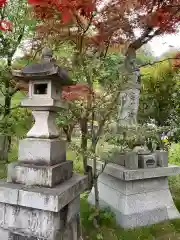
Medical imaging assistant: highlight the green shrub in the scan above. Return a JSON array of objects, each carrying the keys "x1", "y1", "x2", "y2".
[{"x1": 169, "y1": 143, "x2": 180, "y2": 165}]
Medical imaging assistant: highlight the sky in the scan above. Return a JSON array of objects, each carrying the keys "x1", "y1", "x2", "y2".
[{"x1": 148, "y1": 32, "x2": 180, "y2": 57}]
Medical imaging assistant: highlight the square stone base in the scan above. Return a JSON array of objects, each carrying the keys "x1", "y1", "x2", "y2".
[
  {"x1": 88, "y1": 171, "x2": 180, "y2": 228},
  {"x1": 0, "y1": 174, "x2": 87, "y2": 239},
  {"x1": 7, "y1": 161, "x2": 73, "y2": 187},
  {"x1": 0, "y1": 214, "x2": 81, "y2": 240},
  {"x1": 0, "y1": 203, "x2": 62, "y2": 239},
  {"x1": 18, "y1": 138, "x2": 66, "y2": 166}
]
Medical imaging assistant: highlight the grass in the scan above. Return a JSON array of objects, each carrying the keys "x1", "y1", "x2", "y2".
[{"x1": 2, "y1": 141, "x2": 180, "y2": 239}]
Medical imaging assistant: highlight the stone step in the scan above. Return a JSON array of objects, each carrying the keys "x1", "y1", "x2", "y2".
[
  {"x1": 0, "y1": 174, "x2": 87, "y2": 212},
  {"x1": 7, "y1": 161, "x2": 73, "y2": 188},
  {"x1": 18, "y1": 138, "x2": 66, "y2": 166}
]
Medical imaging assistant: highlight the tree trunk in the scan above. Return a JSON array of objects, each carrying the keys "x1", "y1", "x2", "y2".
[
  {"x1": 2, "y1": 59, "x2": 13, "y2": 162},
  {"x1": 80, "y1": 117, "x2": 93, "y2": 189},
  {"x1": 117, "y1": 47, "x2": 141, "y2": 131},
  {"x1": 92, "y1": 148, "x2": 99, "y2": 211},
  {"x1": 63, "y1": 125, "x2": 73, "y2": 142},
  {"x1": 80, "y1": 117, "x2": 88, "y2": 173},
  {"x1": 4, "y1": 77, "x2": 12, "y2": 162}
]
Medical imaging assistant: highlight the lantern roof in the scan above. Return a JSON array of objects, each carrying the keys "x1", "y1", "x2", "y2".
[{"x1": 12, "y1": 47, "x2": 74, "y2": 86}]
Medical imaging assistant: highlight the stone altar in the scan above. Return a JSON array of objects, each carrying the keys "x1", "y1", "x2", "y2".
[
  {"x1": 88, "y1": 150, "x2": 180, "y2": 228},
  {"x1": 0, "y1": 48, "x2": 87, "y2": 239}
]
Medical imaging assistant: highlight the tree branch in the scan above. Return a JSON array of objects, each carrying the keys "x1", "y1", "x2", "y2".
[
  {"x1": 139, "y1": 57, "x2": 180, "y2": 68},
  {"x1": 126, "y1": 28, "x2": 162, "y2": 55}
]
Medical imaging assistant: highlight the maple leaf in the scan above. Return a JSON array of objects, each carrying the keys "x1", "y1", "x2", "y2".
[
  {"x1": 0, "y1": 20, "x2": 12, "y2": 32},
  {"x1": 0, "y1": 0, "x2": 6, "y2": 8},
  {"x1": 28, "y1": 0, "x2": 96, "y2": 23},
  {"x1": 28, "y1": 0, "x2": 52, "y2": 6},
  {"x1": 61, "y1": 9, "x2": 72, "y2": 24},
  {"x1": 62, "y1": 84, "x2": 93, "y2": 101}
]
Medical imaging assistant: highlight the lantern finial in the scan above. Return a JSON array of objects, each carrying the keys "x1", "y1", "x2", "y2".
[{"x1": 41, "y1": 47, "x2": 53, "y2": 62}]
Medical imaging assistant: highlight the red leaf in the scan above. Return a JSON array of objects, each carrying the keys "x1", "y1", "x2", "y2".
[
  {"x1": 28, "y1": 0, "x2": 95, "y2": 23},
  {"x1": 61, "y1": 10, "x2": 72, "y2": 24},
  {"x1": 0, "y1": 0, "x2": 6, "y2": 8},
  {"x1": 0, "y1": 20, "x2": 12, "y2": 32},
  {"x1": 28, "y1": 0, "x2": 50, "y2": 6},
  {"x1": 62, "y1": 84, "x2": 93, "y2": 101}
]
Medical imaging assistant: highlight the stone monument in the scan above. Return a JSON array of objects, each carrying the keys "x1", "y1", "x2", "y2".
[
  {"x1": 88, "y1": 149, "x2": 180, "y2": 228},
  {"x1": 0, "y1": 48, "x2": 87, "y2": 239}
]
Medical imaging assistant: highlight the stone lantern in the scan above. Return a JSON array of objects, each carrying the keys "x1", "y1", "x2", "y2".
[
  {"x1": 0, "y1": 48, "x2": 87, "y2": 240},
  {"x1": 13, "y1": 48, "x2": 73, "y2": 166}
]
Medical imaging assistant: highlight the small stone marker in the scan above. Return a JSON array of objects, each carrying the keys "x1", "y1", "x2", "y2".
[{"x1": 0, "y1": 48, "x2": 87, "y2": 239}]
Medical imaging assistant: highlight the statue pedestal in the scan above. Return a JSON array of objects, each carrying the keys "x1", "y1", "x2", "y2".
[{"x1": 88, "y1": 161, "x2": 180, "y2": 228}]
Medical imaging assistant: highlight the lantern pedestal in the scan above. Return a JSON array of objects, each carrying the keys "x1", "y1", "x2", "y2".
[
  {"x1": 27, "y1": 111, "x2": 59, "y2": 139},
  {"x1": 18, "y1": 138, "x2": 66, "y2": 165}
]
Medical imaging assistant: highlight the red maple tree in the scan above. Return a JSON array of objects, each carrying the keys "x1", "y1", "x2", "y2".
[
  {"x1": 1, "y1": 0, "x2": 180, "y2": 101},
  {"x1": 27, "y1": 0, "x2": 180, "y2": 100},
  {"x1": 26, "y1": 1, "x2": 180, "y2": 49},
  {"x1": 2, "y1": 1, "x2": 179, "y2": 62}
]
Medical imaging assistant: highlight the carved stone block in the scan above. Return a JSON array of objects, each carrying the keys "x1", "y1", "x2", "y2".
[
  {"x1": 18, "y1": 138, "x2": 66, "y2": 166},
  {"x1": 138, "y1": 154, "x2": 157, "y2": 168},
  {"x1": 156, "y1": 150, "x2": 168, "y2": 167},
  {"x1": 7, "y1": 161, "x2": 73, "y2": 188}
]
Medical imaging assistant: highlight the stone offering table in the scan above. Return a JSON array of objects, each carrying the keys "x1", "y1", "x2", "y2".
[
  {"x1": 88, "y1": 150, "x2": 180, "y2": 228},
  {"x1": 0, "y1": 48, "x2": 87, "y2": 239}
]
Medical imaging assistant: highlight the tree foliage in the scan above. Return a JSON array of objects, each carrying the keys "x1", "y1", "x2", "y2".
[
  {"x1": 24, "y1": 0, "x2": 180, "y2": 55},
  {"x1": 139, "y1": 59, "x2": 180, "y2": 126}
]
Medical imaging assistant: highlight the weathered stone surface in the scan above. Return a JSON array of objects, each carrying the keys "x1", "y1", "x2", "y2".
[
  {"x1": 138, "y1": 153, "x2": 157, "y2": 169},
  {"x1": 156, "y1": 150, "x2": 168, "y2": 167},
  {"x1": 66, "y1": 197, "x2": 80, "y2": 223},
  {"x1": 0, "y1": 206, "x2": 81, "y2": 240},
  {"x1": 88, "y1": 172, "x2": 180, "y2": 228},
  {"x1": 0, "y1": 204, "x2": 82, "y2": 240},
  {"x1": 0, "y1": 182, "x2": 22, "y2": 205},
  {"x1": 7, "y1": 161, "x2": 73, "y2": 188},
  {"x1": 21, "y1": 98, "x2": 68, "y2": 111},
  {"x1": 110, "y1": 152, "x2": 138, "y2": 169},
  {"x1": 61, "y1": 215, "x2": 81, "y2": 240},
  {"x1": 0, "y1": 228, "x2": 50, "y2": 240},
  {"x1": 27, "y1": 111, "x2": 59, "y2": 139},
  {"x1": 0, "y1": 203, "x2": 62, "y2": 239},
  {"x1": 18, "y1": 138, "x2": 66, "y2": 165},
  {"x1": 96, "y1": 172, "x2": 169, "y2": 195},
  {"x1": 0, "y1": 227, "x2": 9, "y2": 239},
  {"x1": 117, "y1": 87, "x2": 140, "y2": 127},
  {"x1": 88, "y1": 160, "x2": 180, "y2": 181},
  {"x1": 9, "y1": 234, "x2": 40, "y2": 240},
  {"x1": 110, "y1": 152, "x2": 125, "y2": 166},
  {"x1": 0, "y1": 174, "x2": 88, "y2": 212},
  {"x1": 28, "y1": 79, "x2": 62, "y2": 101},
  {"x1": 125, "y1": 152, "x2": 138, "y2": 169}
]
